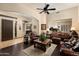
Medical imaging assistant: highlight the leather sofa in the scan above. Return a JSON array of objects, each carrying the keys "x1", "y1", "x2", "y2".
[{"x1": 50, "y1": 32, "x2": 71, "y2": 44}]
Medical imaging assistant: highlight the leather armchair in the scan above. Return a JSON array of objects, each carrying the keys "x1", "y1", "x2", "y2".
[
  {"x1": 30, "y1": 32, "x2": 38, "y2": 43},
  {"x1": 60, "y1": 40, "x2": 79, "y2": 56},
  {"x1": 61, "y1": 48, "x2": 79, "y2": 56}
]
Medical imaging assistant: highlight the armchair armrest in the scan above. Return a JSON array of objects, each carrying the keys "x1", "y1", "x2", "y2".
[
  {"x1": 62, "y1": 48, "x2": 79, "y2": 56},
  {"x1": 63, "y1": 39, "x2": 69, "y2": 42}
]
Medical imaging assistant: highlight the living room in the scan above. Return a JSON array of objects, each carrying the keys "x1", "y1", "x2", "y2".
[{"x1": 0, "y1": 3, "x2": 79, "y2": 56}]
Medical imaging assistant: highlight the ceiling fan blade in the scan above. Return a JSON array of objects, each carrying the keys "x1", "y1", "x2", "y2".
[
  {"x1": 44, "y1": 4, "x2": 49, "y2": 9},
  {"x1": 37, "y1": 8, "x2": 43, "y2": 10},
  {"x1": 47, "y1": 11, "x2": 49, "y2": 14},
  {"x1": 48, "y1": 8, "x2": 56, "y2": 10},
  {"x1": 39, "y1": 11, "x2": 44, "y2": 14}
]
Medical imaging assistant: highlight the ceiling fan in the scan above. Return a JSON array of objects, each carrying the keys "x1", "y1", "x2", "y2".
[{"x1": 37, "y1": 4, "x2": 56, "y2": 14}]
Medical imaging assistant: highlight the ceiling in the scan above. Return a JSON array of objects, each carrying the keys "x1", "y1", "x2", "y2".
[
  {"x1": 0, "y1": 3, "x2": 79, "y2": 20},
  {"x1": 26, "y1": 3, "x2": 79, "y2": 11},
  {"x1": 0, "y1": 3, "x2": 79, "y2": 12}
]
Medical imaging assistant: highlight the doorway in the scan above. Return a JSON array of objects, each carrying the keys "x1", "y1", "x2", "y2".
[{"x1": 56, "y1": 19, "x2": 72, "y2": 33}]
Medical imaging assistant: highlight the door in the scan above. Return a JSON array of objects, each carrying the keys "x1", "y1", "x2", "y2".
[{"x1": 2, "y1": 19, "x2": 13, "y2": 41}]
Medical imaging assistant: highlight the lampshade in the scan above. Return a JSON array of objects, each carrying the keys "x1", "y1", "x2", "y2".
[
  {"x1": 71, "y1": 27, "x2": 76, "y2": 30},
  {"x1": 47, "y1": 28, "x2": 49, "y2": 31}
]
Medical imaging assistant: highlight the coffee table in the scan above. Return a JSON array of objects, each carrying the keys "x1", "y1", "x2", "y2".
[{"x1": 34, "y1": 39, "x2": 52, "y2": 52}]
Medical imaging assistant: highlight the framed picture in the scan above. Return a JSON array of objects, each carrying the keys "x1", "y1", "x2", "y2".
[{"x1": 41, "y1": 24, "x2": 46, "y2": 30}]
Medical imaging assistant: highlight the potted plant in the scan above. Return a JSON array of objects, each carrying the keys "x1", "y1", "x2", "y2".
[{"x1": 39, "y1": 33, "x2": 47, "y2": 42}]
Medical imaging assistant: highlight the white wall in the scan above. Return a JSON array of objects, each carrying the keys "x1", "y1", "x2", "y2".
[
  {"x1": 16, "y1": 17, "x2": 24, "y2": 37},
  {"x1": 0, "y1": 18, "x2": 1, "y2": 42},
  {"x1": 47, "y1": 7, "x2": 78, "y2": 32},
  {"x1": 31, "y1": 19, "x2": 39, "y2": 34}
]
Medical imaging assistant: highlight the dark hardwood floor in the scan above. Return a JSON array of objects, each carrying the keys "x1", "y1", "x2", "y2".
[
  {"x1": 0, "y1": 42, "x2": 60, "y2": 56},
  {"x1": 52, "y1": 45, "x2": 60, "y2": 56},
  {"x1": 0, "y1": 42, "x2": 32, "y2": 56}
]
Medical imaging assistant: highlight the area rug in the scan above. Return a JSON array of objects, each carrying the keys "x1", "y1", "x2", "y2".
[{"x1": 22, "y1": 44, "x2": 57, "y2": 56}]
